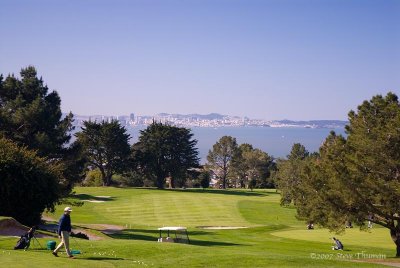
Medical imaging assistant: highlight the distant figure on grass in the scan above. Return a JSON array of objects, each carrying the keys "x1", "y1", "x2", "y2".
[
  {"x1": 331, "y1": 237, "x2": 343, "y2": 250},
  {"x1": 368, "y1": 214, "x2": 374, "y2": 228},
  {"x1": 52, "y1": 207, "x2": 75, "y2": 258},
  {"x1": 345, "y1": 221, "x2": 353, "y2": 228},
  {"x1": 307, "y1": 223, "x2": 314, "y2": 230}
]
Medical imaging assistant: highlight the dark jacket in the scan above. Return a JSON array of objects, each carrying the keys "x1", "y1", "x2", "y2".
[
  {"x1": 335, "y1": 239, "x2": 343, "y2": 250},
  {"x1": 58, "y1": 214, "x2": 72, "y2": 235}
]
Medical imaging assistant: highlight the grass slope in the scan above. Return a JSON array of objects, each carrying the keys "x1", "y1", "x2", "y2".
[{"x1": 0, "y1": 187, "x2": 397, "y2": 267}]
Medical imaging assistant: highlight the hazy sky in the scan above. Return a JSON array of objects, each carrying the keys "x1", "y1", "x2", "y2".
[{"x1": 1, "y1": 0, "x2": 399, "y2": 120}]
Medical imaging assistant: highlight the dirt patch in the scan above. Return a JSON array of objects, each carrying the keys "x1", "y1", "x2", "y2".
[
  {"x1": 354, "y1": 260, "x2": 400, "y2": 267},
  {"x1": 38, "y1": 220, "x2": 103, "y2": 241},
  {"x1": 80, "y1": 224, "x2": 124, "y2": 235},
  {"x1": 0, "y1": 218, "x2": 50, "y2": 238},
  {"x1": 41, "y1": 214, "x2": 56, "y2": 222},
  {"x1": 82, "y1": 196, "x2": 112, "y2": 203},
  {"x1": 82, "y1": 200, "x2": 106, "y2": 203},
  {"x1": 196, "y1": 226, "x2": 248, "y2": 230}
]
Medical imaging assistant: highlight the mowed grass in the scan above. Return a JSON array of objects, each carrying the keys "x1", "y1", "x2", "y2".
[
  {"x1": 51, "y1": 187, "x2": 281, "y2": 228},
  {"x1": 0, "y1": 187, "x2": 398, "y2": 267},
  {"x1": 272, "y1": 227, "x2": 394, "y2": 250}
]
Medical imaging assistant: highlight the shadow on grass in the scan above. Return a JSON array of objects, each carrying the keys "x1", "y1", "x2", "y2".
[
  {"x1": 106, "y1": 229, "x2": 243, "y2": 247},
  {"x1": 160, "y1": 188, "x2": 270, "y2": 197},
  {"x1": 71, "y1": 194, "x2": 116, "y2": 202},
  {"x1": 189, "y1": 239, "x2": 242, "y2": 247},
  {"x1": 83, "y1": 257, "x2": 124, "y2": 260},
  {"x1": 107, "y1": 232, "x2": 156, "y2": 242},
  {"x1": 105, "y1": 228, "x2": 158, "y2": 241}
]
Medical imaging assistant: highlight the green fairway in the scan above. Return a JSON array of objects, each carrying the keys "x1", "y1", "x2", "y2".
[
  {"x1": 272, "y1": 227, "x2": 394, "y2": 250},
  {"x1": 53, "y1": 187, "x2": 285, "y2": 228},
  {"x1": 0, "y1": 187, "x2": 398, "y2": 267}
]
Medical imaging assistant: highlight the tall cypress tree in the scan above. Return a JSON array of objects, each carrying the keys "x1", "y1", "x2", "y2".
[{"x1": 132, "y1": 122, "x2": 199, "y2": 189}]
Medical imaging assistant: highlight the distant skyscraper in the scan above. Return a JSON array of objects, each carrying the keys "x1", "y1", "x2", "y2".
[{"x1": 130, "y1": 113, "x2": 135, "y2": 121}]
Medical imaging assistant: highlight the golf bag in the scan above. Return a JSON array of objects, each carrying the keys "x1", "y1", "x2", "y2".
[{"x1": 14, "y1": 226, "x2": 36, "y2": 250}]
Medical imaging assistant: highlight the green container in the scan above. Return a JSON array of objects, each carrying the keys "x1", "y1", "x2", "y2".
[{"x1": 47, "y1": 240, "x2": 56, "y2": 250}]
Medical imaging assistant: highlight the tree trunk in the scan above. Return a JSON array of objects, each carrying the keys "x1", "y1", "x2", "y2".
[
  {"x1": 390, "y1": 229, "x2": 400, "y2": 257},
  {"x1": 156, "y1": 176, "x2": 164, "y2": 189},
  {"x1": 99, "y1": 168, "x2": 107, "y2": 186},
  {"x1": 105, "y1": 174, "x2": 112, "y2": 186}
]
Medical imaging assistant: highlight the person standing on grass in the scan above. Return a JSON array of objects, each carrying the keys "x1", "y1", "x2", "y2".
[{"x1": 52, "y1": 207, "x2": 75, "y2": 258}]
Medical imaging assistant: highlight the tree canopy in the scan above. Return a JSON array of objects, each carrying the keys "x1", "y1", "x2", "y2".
[
  {"x1": 0, "y1": 66, "x2": 73, "y2": 158},
  {"x1": 132, "y1": 122, "x2": 199, "y2": 189},
  {"x1": 232, "y1": 143, "x2": 274, "y2": 189},
  {"x1": 206, "y1": 136, "x2": 238, "y2": 189},
  {"x1": 75, "y1": 120, "x2": 131, "y2": 186},
  {"x1": 0, "y1": 66, "x2": 83, "y2": 192},
  {"x1": 0, "y1": 138, "x2": 62, "y2": 226},
  {"x1": 274, "y1": 143, "x2": 310, "y2": 206},
  {"x1": 276, "y1": 93, "x2": 400, "y2": 257}
]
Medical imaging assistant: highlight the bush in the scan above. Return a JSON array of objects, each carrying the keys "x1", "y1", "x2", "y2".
[
  {"x1": 82, "y1": 169, "x2": 103, "y2": 186},
  {"x1": 112, "y1": 171, "x2": 144, "y2": 187},
  {"x1": 0, "y1": 138, "x2": 62, "y2": 226}
]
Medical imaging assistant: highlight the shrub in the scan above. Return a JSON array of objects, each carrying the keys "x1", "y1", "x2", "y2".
[{"x1": 0, "y1": 138, "x2": 62, "y2": 226}]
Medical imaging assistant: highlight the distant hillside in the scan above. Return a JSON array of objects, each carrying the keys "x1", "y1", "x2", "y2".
[{"x1": 275, "y1": 120, "x2": 348, "y2": 128}]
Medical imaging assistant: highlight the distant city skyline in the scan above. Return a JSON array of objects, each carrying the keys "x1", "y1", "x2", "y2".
[
  {"x1": 1, "y1": 0, "x2": 399, "y2": 120},
  {"x1": 71, "y1": 112, "x2": 348, "y2": 129}
]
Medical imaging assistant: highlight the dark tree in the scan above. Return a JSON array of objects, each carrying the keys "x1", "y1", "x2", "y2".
[
  {"x1": 76, "y1": 120, "x2": 131, "y2": 186},
  {"x1": 0, "y1": 138, "x2": 62, "y2": 225},
  {"x1": 199, "y1": 170, "x2": 211, "y2": 189},
  {"x1": 0, "y1": 66, "x2": 73, "y2": 158},
  {"x1": 132, "y1": 122, "x2": 199, "y2": 189},
  {"x1": 0, "y1": 66, "x2": 83, "y2": 191}
]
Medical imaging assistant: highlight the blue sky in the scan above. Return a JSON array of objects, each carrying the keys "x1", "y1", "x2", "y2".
[{"x1": 1, "y1": 0, "x2": 399, "y2": 120}]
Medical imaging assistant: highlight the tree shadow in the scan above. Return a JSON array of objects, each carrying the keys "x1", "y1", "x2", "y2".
[
  {"x1": 107, "y1": 231, "x2": 156, "y2": 242},
  {"x1": 189, "y1": 239, "x2": 243, "y2": 247},
  {"x1": 161, "y1": 188, "x2": 268, "y2": 197},
  {"x1": 105, "y1": 228, "x2": 243, "y2": 247},
  {"x1": 72, "y1": 194, "x2": 116, "y2": 202},
  {"x1": 83, "y1": 257, "x2": 125, "y2": 260}
]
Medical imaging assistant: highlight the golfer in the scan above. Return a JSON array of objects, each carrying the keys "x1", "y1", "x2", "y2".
[{"x1": 52, "y1": 207, "x2": 74, "y2": 258}]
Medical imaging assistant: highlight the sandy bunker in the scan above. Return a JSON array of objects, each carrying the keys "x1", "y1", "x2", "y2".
[{"x1": 82, "y1": 196, "x2": 112, "y2": 203}]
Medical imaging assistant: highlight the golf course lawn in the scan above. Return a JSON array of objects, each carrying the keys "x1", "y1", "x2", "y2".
[{"x1": 0, "y1": 187, "x2": 398, "y2": 267}]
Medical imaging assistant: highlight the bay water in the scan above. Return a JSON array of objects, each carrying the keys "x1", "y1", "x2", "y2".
[{"x1": 126, "y1": 126, "x2": 346, "y2": 164}]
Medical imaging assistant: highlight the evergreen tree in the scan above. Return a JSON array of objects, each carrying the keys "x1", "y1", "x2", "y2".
[
  {"x1": 275, "y1": 143, "x2": 310, "y2": 205},
  {"x1": 0, "y1": 66, "x2": 73, "y2": 158},
  {"x1": 286, "y1": 93, "x2": 400, "y2": 257},
  {"x1": 132, "y1": 122, "x2": 199, "y2": 189},
  {"x1": 76, "y1": 120, "x2": 131, "y2": 186},
  {"x1": 0, "y1": 66, "x2": 83, "y2": 193}
]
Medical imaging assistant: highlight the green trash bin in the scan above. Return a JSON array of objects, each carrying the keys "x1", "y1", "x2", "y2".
[{"x1": 47, "y1": 240, "x2": 56, "y2": 250}]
